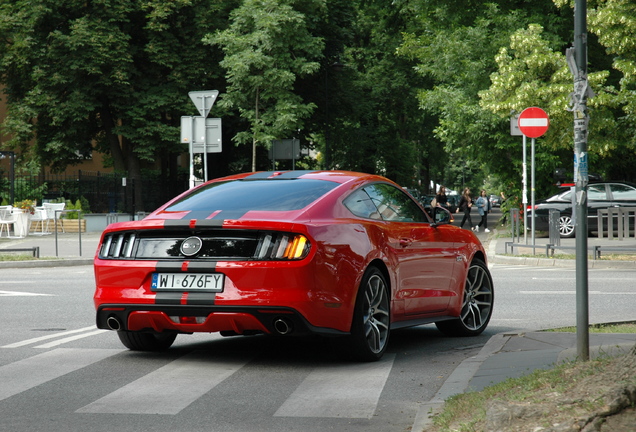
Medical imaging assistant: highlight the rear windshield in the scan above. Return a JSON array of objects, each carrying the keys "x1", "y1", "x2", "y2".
[{"x1": 165, "y1": 179, "x2": 338, "y2": 213}]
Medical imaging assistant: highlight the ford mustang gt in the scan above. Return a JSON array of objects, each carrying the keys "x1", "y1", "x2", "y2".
[{"x1": 93, "y1": 170, "x2": 494, "y2": 361}]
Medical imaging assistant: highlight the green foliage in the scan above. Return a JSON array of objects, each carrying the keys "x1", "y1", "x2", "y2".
[
  {"x1": 62, "y1": 198, "x2": 83, "y2": 219},
  {"x1": 206, "y1": 0, "x2": 325, "y2": 171},
  {"x1": 13, "y1": 179, "x2": 47, "y2": 204},
  {"x1": 2, "y1": 0, "x2": 636, "y2": 201},
  {"x1": 0, "y1": 0, "x2": 232, "y2": 209}
]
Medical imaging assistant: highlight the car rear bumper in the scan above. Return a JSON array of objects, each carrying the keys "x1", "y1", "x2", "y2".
[{"x1": 97, "y1": 304, "x2": 348, "y2": 337}]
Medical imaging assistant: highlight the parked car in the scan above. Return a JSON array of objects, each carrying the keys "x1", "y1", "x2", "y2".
[
  {"x1": 404, "y1": 187, "x2": 423, "y2": 205},
  {"x1": 489, "y1": 194, "x2": 501, "y2": 208},
  {"x1": 93, "y1": 171, "x2": 494, "y2": 361},
  {"x1": 530, "y1": 181, "x2": 636, "y2": 237}
]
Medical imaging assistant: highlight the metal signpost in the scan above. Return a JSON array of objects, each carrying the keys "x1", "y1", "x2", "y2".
[
  {"x1": 567, "y1": 0, "x2": 592, "y2": 361},
  {"x1": 517, "y1": 107, "x2": 550, "y2": 247},
  {"x1": 181, "y1": 91, "x2": 221, "y2": 188}
]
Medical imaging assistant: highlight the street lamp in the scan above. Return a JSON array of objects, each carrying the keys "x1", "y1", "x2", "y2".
[{"x1": 0, "y1": 151, "x2": 15, "y2": 204}]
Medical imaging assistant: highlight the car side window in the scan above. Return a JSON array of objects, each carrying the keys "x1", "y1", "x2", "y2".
[
  {"x1": 610, "y1": 184, "x2": 636, "y2": 201},
  {"x1": 343, "y1": 189, "x2": 382, "y2": 220},
  {"x1": 362, "y1": 183, "x2": 427, "y2": 222},
  {"x1": 587, "y1": 184, "x2": 607, "y2": 201}
]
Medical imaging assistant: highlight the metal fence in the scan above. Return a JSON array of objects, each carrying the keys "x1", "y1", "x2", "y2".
[{"x1": 0, "y1": 170, "x2": 189, "y2": 214}]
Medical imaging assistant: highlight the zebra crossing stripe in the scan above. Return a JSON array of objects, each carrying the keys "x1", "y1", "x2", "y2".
[
  {"x1": 274, "y1": 354, "x2": 396, "y2": 419},
  {"x1": 0, "y1": 348, "x2": 122, "y2": 402},
  {"x1": 1, "y1": 326, "x2": 98, "y2": 348},
  {"x1": 34, "y1": 330, "x2": 108, "y2": 349},
  {"x1": 77, "y1": 350, "x2": 251, "y2": 415}
]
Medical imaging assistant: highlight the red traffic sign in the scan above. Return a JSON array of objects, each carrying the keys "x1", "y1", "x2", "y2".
[{"x1": 517, "y1": 107, "x2": 549, "y2": 138}]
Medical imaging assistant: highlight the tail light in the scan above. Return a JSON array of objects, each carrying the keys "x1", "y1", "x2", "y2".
[{"x1": 255, "y1": 233, "x2": 310, "y2": 260}]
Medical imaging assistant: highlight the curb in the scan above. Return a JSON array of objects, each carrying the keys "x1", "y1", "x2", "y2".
[
  {"x1": 412, "y1": 332, "x2": 516, "y2": 430},
  {"x1": 490, "y1": 253, "x2": 636, "y2": 269},
  {"x1": 487, "y1": 236, "x2": 636, "y2": 269},
  {"x1": 0, "y1": 258, "x2": 93, "y2": 268}
]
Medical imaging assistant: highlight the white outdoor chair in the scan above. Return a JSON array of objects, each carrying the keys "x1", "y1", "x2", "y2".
[
  {"x1": 44, "y1": 202, "x2": 66, "y2": 233},
  {"x1": 0, "y1": 206, "x2": 16, "y2": 237},
  {"x1": 29, "y1": 206, "x2": 51, "y2": 235}
]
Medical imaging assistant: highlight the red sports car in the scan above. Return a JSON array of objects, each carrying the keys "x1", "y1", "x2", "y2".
[{"x1": 93, "y1": 171, "x2": 494, "y2": 361}]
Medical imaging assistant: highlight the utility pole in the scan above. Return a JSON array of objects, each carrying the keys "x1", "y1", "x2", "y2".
[{"x1": 566, "y1": 0, "x2": 593, "y2": 361}]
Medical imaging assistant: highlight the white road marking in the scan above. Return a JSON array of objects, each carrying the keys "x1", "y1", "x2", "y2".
[
  {"x1": 275, "y1": 354, "x2": 396, "y2": 419},
  {"x1": 0, "y1": 290, "x2": 52, "y2": 296},
  {"x1": 77, "y1": 351, "x2": 251, "y2": 415},
  {"x1": 2, "y1": 326, "x2": 98, "y2": 348},
  {"x1": 520, "y1": 291, "x2": 636, "y2": 295},
  {"x1": 0, "y1": 348, "x2": 122, "y2": 402},
  {"x1": 35, "y1": 330, "x2": 108, "y2": 349}
]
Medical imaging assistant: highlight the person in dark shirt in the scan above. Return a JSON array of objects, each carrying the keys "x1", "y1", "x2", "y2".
[
  {"x1": 457, "y1": 187, "x2": 474, "y2": 230},
  {"x1": 435, "y1": 186, "x2": 449, "y2": 209}
]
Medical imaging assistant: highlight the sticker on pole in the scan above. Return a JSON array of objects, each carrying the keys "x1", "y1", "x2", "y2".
[{"x1": 517, "y1": 107, "x2": 549, "y2": 138}]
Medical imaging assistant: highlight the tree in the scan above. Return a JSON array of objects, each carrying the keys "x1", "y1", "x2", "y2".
[
  {"x1": 322, "y1": 0, "x2": 439, "y2": 189},
  {"x1": 581, "y1": 0, "x2": 636, "y2": 180},
  {"x1": 206, "y1": 0, "x2": 324, "y2": 172},
  {"x1": 398, "y1": 1, "x2": 573, "y2": 194},
  {"x1": 0, "y1": 0, "x2": 232, "y2": 209},
  {"x1": 479, "y1": 23, "x2": 619, "y2": 193}
]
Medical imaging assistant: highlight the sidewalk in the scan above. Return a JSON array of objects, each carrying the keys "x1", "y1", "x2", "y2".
[
  {"x1": 486, "y1": 227, "x2": 636, "y2": 269},
  {"x1": 413, "y1": 331, "x2": 636, "y2": 430},
  {"x1": 413, "y1": 227, "x2": 636, "y2": 430},
  {"x1": 0, "y1": 231, "x2": 100, "y2": 267}
]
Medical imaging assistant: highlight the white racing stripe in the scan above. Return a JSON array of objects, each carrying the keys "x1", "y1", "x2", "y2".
[
  {"x1": 1, "y1": 326, "x2": 99, "y2": 348},
  {"x1": 77, "y1": 351, "x2": 251, "y2": 415},
  {"x1": 275, "y1": 354, "x2": 396, "y2": 419},
  {"x1": 0, "y1": 348, "x2": 122, "y2": 402}
]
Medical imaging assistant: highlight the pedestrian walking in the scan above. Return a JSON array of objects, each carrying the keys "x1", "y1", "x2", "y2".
[
  {"x1": 476, "y1": 189, "x2": 491, "y2": 233},
  {"x1": 435, "y1": 186, "x2": 449, "y2": 209},
  {"x1": 456, "y1": 187, "x2": 474, "y2": 230}
]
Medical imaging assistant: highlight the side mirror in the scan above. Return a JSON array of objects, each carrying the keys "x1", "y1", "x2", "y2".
[{"x1": 432, "y1": 206, "x2": 453, "y2": 225}]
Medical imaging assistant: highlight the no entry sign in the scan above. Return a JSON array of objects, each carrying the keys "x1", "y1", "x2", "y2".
[{"x1": 517, "y1": 107, "x2": 549, "y2": 138}]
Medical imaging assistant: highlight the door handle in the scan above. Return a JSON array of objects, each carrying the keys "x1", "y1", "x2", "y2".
[{"x1": 399, "y1": 238, "x2": 412, "y2": 247}]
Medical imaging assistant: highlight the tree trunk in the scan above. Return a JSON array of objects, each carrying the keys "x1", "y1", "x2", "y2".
[
  {"x1": 252, "y1": 88, "x2": 260, "y2": 172},
  {"x1": 100, "y1": 106, "x2": 126, "y2": 172},
  {"x1": 122, "y1": 136, "x2": 144, "y2": 213}
]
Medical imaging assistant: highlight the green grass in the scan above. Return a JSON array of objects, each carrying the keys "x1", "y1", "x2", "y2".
[
  {"x1": 547, "y1": 322, "x2": 636, "y2": 333},
  {"x1": 431, "y1": 361, "x2": 597, "y2": 431},
  {"x1": 429, "y1": 323, "x2": 636, "y2": 431},
  {"x1": 0, "y1": 254, "x2": 59, "y2": 261}
]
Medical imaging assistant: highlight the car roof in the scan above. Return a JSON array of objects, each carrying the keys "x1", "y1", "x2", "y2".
[{"x1": 211, "y1": 170, "x2": 390, "y2": 185}]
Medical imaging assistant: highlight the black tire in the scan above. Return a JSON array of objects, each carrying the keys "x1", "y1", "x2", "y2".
[
  {"x1": 117, "y1": 330, "x2": 177, "y2": 351},
  {"x1": 347, "y1": 267, "x2": 391, "y2": 362},
  {"x1": 436, "y1": 258, "x2": 494, "y2": 337}
]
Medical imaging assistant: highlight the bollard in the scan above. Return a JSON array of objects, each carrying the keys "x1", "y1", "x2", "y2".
[{"x1": 549, "y1": 209, "x2": 561, "y2": 246}]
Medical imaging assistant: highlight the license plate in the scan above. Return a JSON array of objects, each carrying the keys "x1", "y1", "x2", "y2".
[{"x1": 151, "y1": 273, "x2": 224, "y2": 292}]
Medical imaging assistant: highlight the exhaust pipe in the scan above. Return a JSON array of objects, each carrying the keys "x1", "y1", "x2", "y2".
[
  {"x1": 106, "y1": 316, "x2": 122, "y2": 331},
  {"x1": 273, "y1": 318, "x2": 293, "y2": 335}
]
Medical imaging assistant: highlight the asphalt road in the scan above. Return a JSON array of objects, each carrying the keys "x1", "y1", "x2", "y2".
[{"x1": 1, "y1": 240, "x2": 634, "y2": 431}]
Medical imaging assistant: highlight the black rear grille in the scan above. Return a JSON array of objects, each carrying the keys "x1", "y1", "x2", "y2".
[{"x1": 98, "y1": 229, "x2": 310, "y2": 261}]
